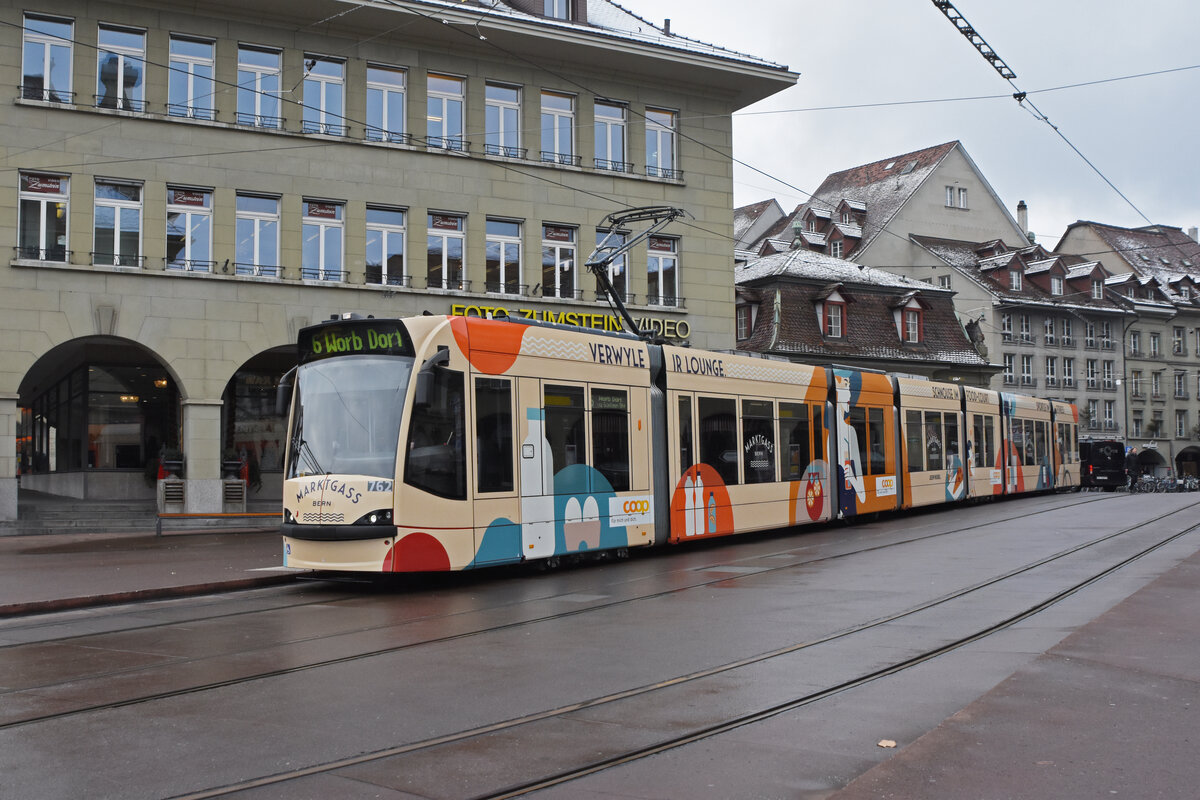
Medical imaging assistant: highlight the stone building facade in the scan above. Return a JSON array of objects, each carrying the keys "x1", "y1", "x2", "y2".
[{"x1": 1, "y1": 0, "x2": 795, "y2": 517}]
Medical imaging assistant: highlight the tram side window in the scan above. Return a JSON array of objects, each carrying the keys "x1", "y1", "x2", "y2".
[
  {"x1": 592, "y1": 388, "x2": 629, "y2": 491},
  {"x1": 698, "y1": 396, "x2": 738, "y2": 485},
  {"x1": 1023, "y1": 419, "x2": 1036, "y2": 466},
  {"x1": 944, "y1": 413, "x2": 959, "y2": 463},
  {"x1": 475, "y1": 377, "x2": 513, "y2": 493},
  {"x1": 779, "y1": 402, "x2": 810, "y2": 480},
  {"x1": 1035, "y1": 420, "x2": 1047, "y2": 465},
  {"x1": 678, "y1": 396, "x2": 694, "y2": 473},
  {"x1": 545, "y1": 384, "x2": 585, "y2": 479},
  {"x1": 742, "y1": 399, "x2": 776, "y2": 484},
  {"x1": 812, "y1": 404, "x2": 824, "y2": 463},
  {"x1": 973, "y1": 414, "x2": 995, "y2": 468},
  {"x1": 906, "y1": 410, "x2": 923, "y2": 471},
  {"x1": 868, "y1": 407, "x2": 886, "y2": 475},
  {"x1": 924, "y1": 411, "x2": 943, "y2": 471},
  {"x1": 972, "y1": 414, "x2": 985, "y2": 467},
  {"x1": 404, "y1": 368, "x2": 466, "y2": 499},
  {"x1": 849, "y1": 407, "x2": 868, "y2": 474}
]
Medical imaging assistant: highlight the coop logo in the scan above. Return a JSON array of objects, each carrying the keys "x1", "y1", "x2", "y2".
[{"x1": 609, "y1": 495, "x2": 653, "y2": 526}]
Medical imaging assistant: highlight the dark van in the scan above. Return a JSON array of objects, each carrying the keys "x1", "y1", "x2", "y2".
[{"x1": 1080, "y1": 439, "x2": 1126, "y2": 489}]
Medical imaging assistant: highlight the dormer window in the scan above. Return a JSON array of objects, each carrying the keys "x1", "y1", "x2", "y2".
[
  {"x1": 807, "y1": 218, "x2": 816, "y2": 232},
  {"x1": 544, "y1": 0, "x2": 570, "y2": 19},
  {"x1": 821, "y1": 293, "x2": 846, "y2": 338},
  {"x1": 1051, "y1": 276, "x2": 1063, "y2": 295},
  {"x1": 1009, "y1": 270, "x2": 1022, "y2": 291},
  {"x1": 830, "y1": 240, "x2": 843, "y2": 258},
  {"x1": 904, "y1": 308, "x2": 922, "y2": 343},
  {"x1": 736, "y1": 304, "x2": 752, "y2": 340},
  {"x1": 1092, "y1": 280, "x2": 1104, "y2": 299}
]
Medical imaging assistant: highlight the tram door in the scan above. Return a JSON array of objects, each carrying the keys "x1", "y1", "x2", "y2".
[{"x1": 516, "y1": 378, "x2": 556, "y2": 559}]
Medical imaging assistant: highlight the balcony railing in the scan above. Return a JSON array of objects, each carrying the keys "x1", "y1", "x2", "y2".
[
  {"x1": 540, "y1": 151, "x2": 582, "y2": 167},
  {"x1": 364, "y1": 128, "x2": 412, "y2": 145},
  {"x1": 95, "y1": 95, "x2": 146, "y2": 112},
  {"x1": 594, "y1": 158, "x2": 633, "y2": 173},
  {"x1": 235, "y1": 112, "x2": 284, "y2": 129},
  {"x1": 364, "y1": 268, "x2": 412, "y2": 288},
  {"x1": 427, "y1": 136, "x2": 470, "y2": 152},
  {"x1": 166, "y1": 103, "x2": 216, "y2": 120},
  {"x1": 485, "y1": 281, "x2": 528, "y2": 296},
  {"x1": 1002, "y1": 375, "x2": 1016, "y2": 385},
  {"x1": 427, "y1": 277, "x2": 472, "y2": 292},
  {"x1": 647, "y1": 294, "x2": 684, "y2": 309},
  {"x1": 91, "y1": 252, "x2": 145, "y2": 267},
  {"x1": 20, "y1": 84, "x2": 75, "y2": 103},
  {"x1": 234, "y1": 263, "x2": 280, "y2": 278},
  {"x1": 300, "y1": 268, "x2": 346, "y2": 282},
  {"x1": 13, "y1": 245, "x2": 69, "y2": 262},
  {"x1": 301, "y1": 120, "x2": 348, "y2": 137},
  {"x1": 165, "y1": 259, "x2": 215, "y2": 272},
  {"x1": 646, "y1": 165, "x2": 684, "y2": 180},
  {"x1": 484, "y1": 143, "x2": 526, "y2": 159}
]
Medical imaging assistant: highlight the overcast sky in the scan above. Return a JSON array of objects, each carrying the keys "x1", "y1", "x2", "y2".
[{"x1": 631, "y1": 0, "x2": 1200, "y2": 247}]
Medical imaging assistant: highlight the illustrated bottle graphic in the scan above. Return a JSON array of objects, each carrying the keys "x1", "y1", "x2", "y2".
[
  {"x1": 683, "y1": 474, "x2": 695, "y2": 537},
  {"x1": 707, "y1": 490, "x2": 716, "y2": 533}
]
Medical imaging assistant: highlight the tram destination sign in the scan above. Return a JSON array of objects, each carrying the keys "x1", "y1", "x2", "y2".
[{"x1": 299, "y1": 319, "x2": 414, "y2": 362}]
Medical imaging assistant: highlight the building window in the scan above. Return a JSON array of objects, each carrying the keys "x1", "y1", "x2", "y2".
[
  {"x1": 1062, "y1": 317, "x2": 1073, "y2": 344},
  {"x1": 427, "y1": 73, "x2": 465, "y2": 150},
  {"x1": 234, "y1": 194, "x2": 280, "y2": 277},
  {"x1": 237, "y1": 46, "x2": 282, "y2": 127},
  {"x1": 1092, "y1": 279, "x2": 1104, "y2": 299},
  {"x1": 945, "y1": 186, "x2": 954, "y2": 207},
  {"x1": 647, "y1": 236, "x2": 679, "y2": 307},
  {"x1": 1021, "y1": 354, "x2": 1033, "y2": 385},
  {"x1": 1087, "y1": 399, "x2": 1098, "y2": 428},
  {"x1": 1177, "y1": 410, "x2": 1188, "y2": 439},
  {"x1": 594, "y1": 100, "x2": 628, "y2": 171},
  {"x1": 1063, "y1": 357, "x2": 1074, "y2": 386},
  {"x1": 903, "y1": 308, "x2": 921, "y2": 343},
  {"x1": 1131, "y1": 370, "x2": 1143, "y2": 397},
  {"x1": 541, "y1": 224, "x2": 577, "y2": 299},
  {"x1": 22, "y1": 14, "x2": 73, "y2": 102},
  {"x1": 1086, "y1": 359, "x2": 1097, "y2": 388},
  {"x1": 428, "y1": 213, "x2": 466, "y2": 290},
  {"x1": 165, "y1": 187, "x2": 213, "y2": 271},
  {"x1": 1152, "y1": 371, "x2": 1162, "y2": 398},
  {"x1": 485, "y1": 83, "x2": 522, "y2": 157},
  {"x1": 544, "y1": 0, "x2": 571, "y2": 19},
  {"x1": 485, "y1": 219, "x2": 522, "y2": 295},
  {"x1": 1044, "y1": 317, "x2": 1055, "y2": 344},
  {"x1": 1102, "y1": 360, "x2": 1114, "y2": 389},
  {"x1": 1020, "y1": 314, "x2": 1031, "y2": 342},
  {"x1": 93, "y1": 180, "x2": 142, "y2": 266},
  {"x1": 830, "y1": 240, "x2": 843, "y2": 258},
  {"x1": 1132, "y1": 412, "x2": 1143, "y2": 438},
  {"x1": 1051, "y1": 275, "x2": 1063, "y2": 295},
  {"x1": 1009, "y1": 270, "x2": 1022, "y2": 291},
  {"x1": 96, "y1": 25, "x2": 146, "y2": 111},
  {"x1": 1001, "y1": 313, "x2": 1012, "y2": 341},
  {"x1": 645, "y1": 108, "x2": 678, "y2": 178},
  {"x1": 301, "y1": 200, "x2": 344, "y2": 281},
  {"x1": 1150, "y1": 332, "x2": 1160, "y2": 357},
  {"x1": 18, "y1": 172, "x2": 69, "y2": 261},
  {"x1": 167, "y1": 36, "x2": 214, "y2": 119},
  {"x1": 302, "y1": 56, "x2": 346, "y2": 136},
  {"x1": 1101, "y1": 321, "x2": 1113, "y2": 348},
  {"x1": 945, "y1": 186, "x2": 967, "y2": 208},
  {"x1": 1175, "y1": 371, "x2": 1187, "y2": 399},
  {"x1": 938, "y1": 274, "x2": 952, "y2": 289},
  {"x1": 365, "y1": 65, "x2": 407, "y2": 143},
  {"x1": 1003, "y1": 353, "x2": 1015, "y2": 384},
  {"x1": 1104, "y1": 400, "x2": 1114, "y2": 429},
  {"x1": 736, "y1": 305, "x2": 752, "y2": 340},
  {"x1": 365, "y1": 206, "x2": 407, "y2": 286},
  {"x1": 540, "y1": 91, "x2": 576, "y2": 165},
  {"x1": 1130, "y1": 330, "x2": 1141, "y2": 355},
  {"x1": 825, "y1": 301, "x2": 844, "y2": 338},
  {"x1": 595, "y1": 230, "x2": 627, "y2": 301},
  {"x1": 1045, "y1": 356, "x2": 1057, "y2": 385},
  {"x1": 1173, "y1": 326, "x2": 1185, "y2": 355}
]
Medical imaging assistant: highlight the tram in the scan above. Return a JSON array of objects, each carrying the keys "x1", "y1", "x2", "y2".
[{"x1": 279, "y1": 312, "x2": 1080, "y2": 572}]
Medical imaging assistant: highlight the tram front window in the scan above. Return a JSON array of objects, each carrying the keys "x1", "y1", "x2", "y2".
[{"x1": 287, "y1": 356, "x2": 413, "y2": 479}]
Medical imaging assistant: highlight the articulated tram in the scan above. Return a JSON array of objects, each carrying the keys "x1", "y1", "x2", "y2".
[{"x1": 280, "y1": 314, "x2": 1079, "y2": 572}]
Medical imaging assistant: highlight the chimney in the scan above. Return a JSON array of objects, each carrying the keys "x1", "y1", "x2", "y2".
[
  {"x1": 1016, "y1": 200, "x2": 1028, "y2": 234},
  {"x1": 663, "y1": 18, "x2": 671, "y2": 35},
  {"x1": 1189, "y1": 226, "x2": 1198, "y2": 243}
]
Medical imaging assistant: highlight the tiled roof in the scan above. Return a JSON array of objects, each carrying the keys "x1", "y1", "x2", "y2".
[
  {"x1": 1060, "y1": 221, "x2": 1200, "y2": 306},
  {"x1": 734, "y1": 249, "x2": 987, "y2": 368},
  {"x1": 800, "y1": 141, "x2": 959, "y2": 254}
]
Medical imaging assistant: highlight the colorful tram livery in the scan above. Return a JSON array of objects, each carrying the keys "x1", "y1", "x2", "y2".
[{"x1": 281, "y1": 315, "x2": 1080, "y2": 572}]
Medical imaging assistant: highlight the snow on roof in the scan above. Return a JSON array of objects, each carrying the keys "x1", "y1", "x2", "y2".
[{"x1": 735, "y1": 247, "x2": 936, "y2": 291}]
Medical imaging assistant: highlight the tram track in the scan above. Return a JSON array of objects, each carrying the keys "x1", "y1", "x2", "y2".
[
  {"x1": 121, "y1": 495, "x2": 1200, "y2": 798},
  {"x1": 0, "y1": 491, "x2": 1155, "y2": 736}
]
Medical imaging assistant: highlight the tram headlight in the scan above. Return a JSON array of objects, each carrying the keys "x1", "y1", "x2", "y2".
[
  {"x1": 284, "y1": 508, "x2": 295, "y2": 524},
  {"x1": 353, "y1": 509, "x2": 393, "y2": 526}
]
